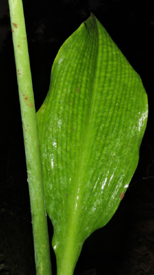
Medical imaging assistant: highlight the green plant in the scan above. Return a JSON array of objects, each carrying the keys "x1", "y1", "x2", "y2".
[{"x1": 8, "y1": 1, "x2": 148, "y2": 275}]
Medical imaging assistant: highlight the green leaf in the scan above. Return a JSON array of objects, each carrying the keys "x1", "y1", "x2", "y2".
[{"x1": 37, "y1": 14, "x2": 148, "y2": 275}]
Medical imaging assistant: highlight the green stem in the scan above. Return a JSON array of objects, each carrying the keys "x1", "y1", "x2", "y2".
[{"x1": 8, "y1": 0, "x2": 52, "y2": 274}]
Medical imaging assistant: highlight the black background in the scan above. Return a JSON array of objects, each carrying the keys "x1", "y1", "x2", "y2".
[{"x1": 0, "y1": 0, "x2": 154, "y2": 274}]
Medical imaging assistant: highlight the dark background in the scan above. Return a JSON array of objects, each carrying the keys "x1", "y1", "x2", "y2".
[{"x1": 0, "y1": 0, "x2": 154, "y2": 274}]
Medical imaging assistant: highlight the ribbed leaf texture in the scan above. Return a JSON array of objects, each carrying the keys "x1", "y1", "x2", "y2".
[{"x1": 37, "y1": 14, "x2": 148, "y2": 275}]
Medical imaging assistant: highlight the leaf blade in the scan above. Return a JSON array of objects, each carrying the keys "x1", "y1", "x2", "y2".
[{"x1": 37, "y1": 14, "x2": 148, "y2": 275}]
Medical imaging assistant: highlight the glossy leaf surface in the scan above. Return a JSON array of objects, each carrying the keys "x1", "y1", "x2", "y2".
[{"x1": 37, "y1": 14, "x2": 148, "y2": 275}]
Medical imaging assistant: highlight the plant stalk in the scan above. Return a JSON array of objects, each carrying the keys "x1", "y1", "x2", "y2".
[{"x1": 8, "y1": 0, "x2": 52, "y2": 274}]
